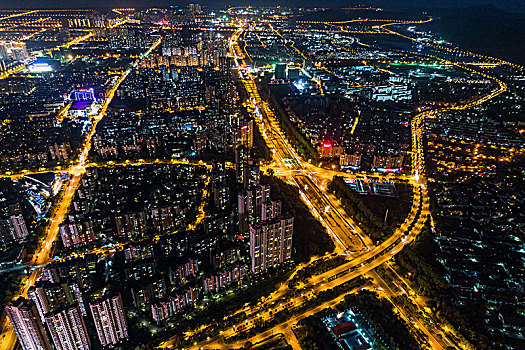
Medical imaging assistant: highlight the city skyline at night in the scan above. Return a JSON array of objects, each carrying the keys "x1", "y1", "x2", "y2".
[{"x1": 0, "y1": 2, "x2": 523, "y2": 350}]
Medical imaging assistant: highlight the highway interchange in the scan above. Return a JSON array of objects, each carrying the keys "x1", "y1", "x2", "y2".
[
  {"x1": 161, "y1": 16, "x2": 513, "y2": 350},
  {"x1": 0, "y1": 10, "x2": 518, "y2": 350}
]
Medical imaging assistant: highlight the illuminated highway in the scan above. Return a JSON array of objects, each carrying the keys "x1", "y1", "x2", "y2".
[
  {"x1": 156, "y1": 23, "x2": 434, "y2": 349},
  {"x1": 0, "y1": 10, "x2": 38, "y2": 22},
  {"x1": 241, "y1": 20, "x2": 438, "y2": 345},
  {"x1": 0, "y1": 12, "x2": 512, "y2": 350},
  {"x1": 180, "y1": 286, "x2": 367, "y2": 350},
  {"x1": 168, "y1": 17, "x2": 512, "y2": 349}
]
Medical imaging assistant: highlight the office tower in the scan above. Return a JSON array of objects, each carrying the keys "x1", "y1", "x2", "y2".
[
  {"x1": 274, "y1": 63, "x2": 287, "y2": 80},
  {"x1": 45, "y1": 304, "x2": 91, "y2": 350},
  {"x1": 249, "y1": 214, "x2": 294, "y2": 273},
  {"x1": 238, "y1": 184, "x2": 270, "y2": 234},
  {"x1": 90, "y1": 294, "x2": 129, "y2": 347},
  {"x1": 5, "y1": 298, "x2": 51, "y2": 350}
]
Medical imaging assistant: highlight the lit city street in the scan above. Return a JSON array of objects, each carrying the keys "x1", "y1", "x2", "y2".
[{"x1": 0, "y1": 3, "x2": 523, "y2": 350}]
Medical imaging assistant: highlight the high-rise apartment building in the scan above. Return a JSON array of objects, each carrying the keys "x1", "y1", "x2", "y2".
[
  {"x1": 234, "y1": 145, "x2": 249, "y2": 180},
  {"x1": 249, "y1": 214, "x2": 294, "y2": 273},
  {"x1": 115, "y1": 212, "x2": 147, "y2": 238},
  {"x1": 261, "y1": 200, "x2": 282, "y2": 221},
  {"x1": 5, "y1": 298, "x2": 51, "y2": 350},
  {"x1": 242, "y1": 164, "x2": 260, "y2": 189},
  {"x1": 0, "y1": 202, "x2": 29, "y2": 242},
  {"x1": 238, "y1": 184, "x2": 270, "y2": 234},
  {"x1": 45, "y1": 304, "x2": 91, "y2": 350},
  {"x1": 90, "y1": 294, "x2": 128, "y2": 347},
  {"x1": 233, "y1": 118, "x2": 254, "y2": 148},
  {"x1": 28, "y1": 281, "x2": 87, "y2": 321},
  {"x1": 59, "y1": 216, "x2": 95, "y2": 248}
]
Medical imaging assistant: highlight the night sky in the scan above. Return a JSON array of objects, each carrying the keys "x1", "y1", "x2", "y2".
[{"x1": 0, "y1": 0, "x2": 524, "y2": 13}]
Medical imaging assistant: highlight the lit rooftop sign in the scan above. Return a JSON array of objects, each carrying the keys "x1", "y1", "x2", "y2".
[
  {"x1": 74, "y1": 88, "x2": 95, "y2": 102},
  {"x1": 29, "y1": 62, "x2": 52, "y2": 73}
]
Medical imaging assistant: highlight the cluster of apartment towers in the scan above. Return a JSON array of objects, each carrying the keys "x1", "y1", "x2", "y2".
[{"x1": 6, "y1": 281, "x2": 127, "y2": 350}]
